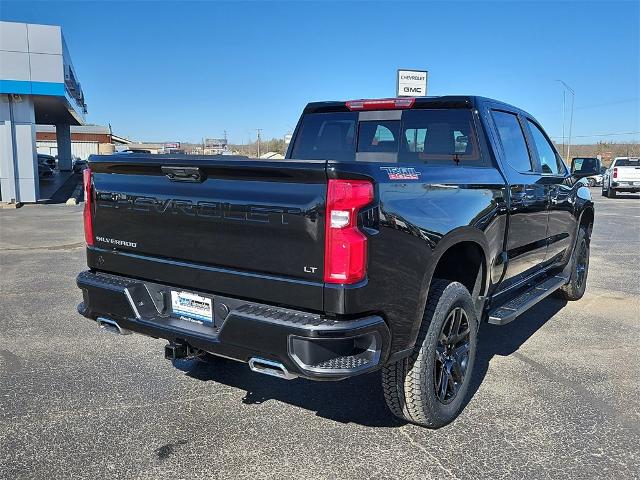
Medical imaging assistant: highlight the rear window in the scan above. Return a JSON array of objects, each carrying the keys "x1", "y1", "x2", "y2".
[
  {"x1": 289, "y1": 112, "x2": 357, "y2": 161},
  {"x1": 289, "y1": 109, "x2": 483, "y2": 165},
  {"x1": 572, "y1": 158, "x2": 599, "y2": 172},
  {"x1": 613, "y1": 158, "x2": 639, "y2": 167}
]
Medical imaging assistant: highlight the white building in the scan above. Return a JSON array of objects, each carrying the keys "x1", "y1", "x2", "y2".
[{"x1": 0, "y1": 21, "x2": 87, "y2": 203}]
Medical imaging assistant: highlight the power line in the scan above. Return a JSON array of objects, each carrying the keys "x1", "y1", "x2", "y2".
[
  {"x1": 550, "y1": 131, "x2": 640, "y2": 140},
  {"x1": 538, "y1": 97, "x2": 640, "y2": 116}
]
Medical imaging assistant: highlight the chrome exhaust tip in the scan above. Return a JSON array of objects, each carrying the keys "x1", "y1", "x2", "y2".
[
  {"x1": 97, "y1": 317, "x2": 131, "y2": 335},
  {"x1": 248, "y1": 357, "x2": 296, "y2": 380}
]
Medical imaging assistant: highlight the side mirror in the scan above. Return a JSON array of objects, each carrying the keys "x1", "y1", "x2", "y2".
[{"x1": 571, "y1": 158, "x2": 600, "y2": 178}]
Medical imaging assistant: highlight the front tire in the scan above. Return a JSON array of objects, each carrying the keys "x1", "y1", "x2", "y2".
[
  {"x1": 558, "y1": 226, "x2": 590, "y2": 300},
  {"x1": 382, "y1": 279, "x2": 478, "y2": 428}
]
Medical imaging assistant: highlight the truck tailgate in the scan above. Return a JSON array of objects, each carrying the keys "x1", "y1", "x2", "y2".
[
  {"x1": 615, "y1": 166, "x2": 640, "y2": 182},
  {"x1": 89, "y1": 155, "x2": 326, "y2": 284}
]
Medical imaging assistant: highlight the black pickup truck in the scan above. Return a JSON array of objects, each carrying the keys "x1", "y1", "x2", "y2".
[{"x1": 77, "y1": 96, "x2": 596, "y2": 427}]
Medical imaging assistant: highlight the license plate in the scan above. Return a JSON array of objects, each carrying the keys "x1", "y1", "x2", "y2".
[{"x1": 170, "y1": 290, "x2": 213, "y2": 324}]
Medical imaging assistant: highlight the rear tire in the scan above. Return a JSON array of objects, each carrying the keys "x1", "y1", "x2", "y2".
[
  {"x1": 558, "y1": 226, "x2": 590, "y2": 301},
  {"x1": 382, "y1": 279, "x2": 478, "y2": 428}
]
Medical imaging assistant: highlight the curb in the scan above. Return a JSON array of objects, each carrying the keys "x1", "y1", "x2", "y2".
[{"x1": 0, "y1": 202, "x2": 23, "y2": 209}]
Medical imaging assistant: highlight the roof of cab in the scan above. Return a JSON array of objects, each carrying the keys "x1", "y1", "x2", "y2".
[{"x1": 303, "y1": 95, "x2": 526, "y2": 115}]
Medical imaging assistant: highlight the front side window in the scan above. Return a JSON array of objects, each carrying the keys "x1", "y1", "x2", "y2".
[
  {"x1": 491, "y1": 111, "x2": 533, "y2": 173},
  {"x1": 527, "y1": 119, "x2": 565, "y2": 175}
]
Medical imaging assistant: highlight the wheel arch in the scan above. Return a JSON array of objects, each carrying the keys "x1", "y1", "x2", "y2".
[{"x1": 406, "y1": 227, "x2": 491, "y2": 350}]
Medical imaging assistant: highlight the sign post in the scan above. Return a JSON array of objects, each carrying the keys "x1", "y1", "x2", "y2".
[{"x1": 396, "y1": 69, "x2": 428, "y2": 97}]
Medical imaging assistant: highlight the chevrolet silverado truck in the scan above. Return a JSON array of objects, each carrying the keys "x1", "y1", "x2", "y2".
[
  {"x1": 601, "y1": 157, "x2": 640, "y2": 197},
  {"x1": 76, "y1": 96, "x2": 596, "y2": 428}
]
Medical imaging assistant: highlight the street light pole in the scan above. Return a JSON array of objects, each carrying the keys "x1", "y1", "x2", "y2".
[
  {"x1": 567, "y1": 91, "x2": 575, "y2": 160},
  {"x1": 561, "y1": 89, "x2": 566, "y2": 157},
  {"x1": 556, "y1": 79, "x2": 575, "y2": 160}
]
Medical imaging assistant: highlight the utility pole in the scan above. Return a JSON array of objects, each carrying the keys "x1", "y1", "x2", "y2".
[
  {"x1": 256, "y1": 128, "x2": 262, "y2": 158},
  {"x1": 556, "y1": 80, "x2": 575, "y2": 161}
]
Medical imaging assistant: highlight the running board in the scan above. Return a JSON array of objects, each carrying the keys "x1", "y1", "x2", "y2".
[{"x1": 488, "y1": 275, "x2": 568, "y2": 326}]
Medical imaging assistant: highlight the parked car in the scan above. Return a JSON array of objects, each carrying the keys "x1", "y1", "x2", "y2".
[
  {"x1": 37, "y1": 155, "x2": 54, "y2": 178},
  {"x1": 115, "y1": 149, "x2": 152, "y2": 154},
  {"x1": 76, "y1": 96, "x2": 596, "y2": 428},
  {"x1": 73, "y1": 158, "x2": 88, "y2": 174},
  {"x1": 37, "y1": 162, "x2": 53, "y2": 179},
  {"x1": 37, "y1": 154, "x2": 56, "y2": 170},
  {"x1": 587, "y1": 166, "x2": 607, "y2": 187},
  {"x1": 571, "y1": 158, "x2": 602, "y2": 186},
  {"x1": 602, "y1": 157, "x2": 640, "y2": 197}
]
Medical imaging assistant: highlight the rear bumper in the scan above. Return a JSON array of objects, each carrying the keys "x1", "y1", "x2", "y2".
[
  {"x1": 611, "y1": 182, "x2": 640, "y2": 192},
  {"x1": 76, "y1": 270, "x2": 390, "y2": 380}
]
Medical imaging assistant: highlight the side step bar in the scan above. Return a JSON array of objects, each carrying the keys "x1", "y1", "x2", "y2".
[{"x1": 488, "y1": 275, "x2": 568, "y2": 326}]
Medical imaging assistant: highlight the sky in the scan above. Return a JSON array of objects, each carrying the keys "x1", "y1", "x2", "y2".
[{"x1": 1, "y1": 0, "x2": 639, "y2": 145}]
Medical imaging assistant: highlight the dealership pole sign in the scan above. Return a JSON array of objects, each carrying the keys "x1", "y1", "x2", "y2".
[{"x1": 397, "y1": 69, "x2": 428, "y2": 97}]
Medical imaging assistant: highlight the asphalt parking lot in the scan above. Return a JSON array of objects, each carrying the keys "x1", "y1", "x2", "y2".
[{"x1": 1, "y1": 191, "x2": 639, "y2": 479}]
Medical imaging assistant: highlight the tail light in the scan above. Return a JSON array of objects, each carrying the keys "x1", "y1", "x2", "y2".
[
  {"x1": 613, "y1": 167, "x2": 618, "y2": 179},
  {"x1": 324, "y1": 179, "x2": 374, "y2": 284},
  {"x1": 346, "y1": 97, "x2": 415, "y2": 111},
  {"x1": 83, "y1": 167, "x2": 94, "y2": 246}
]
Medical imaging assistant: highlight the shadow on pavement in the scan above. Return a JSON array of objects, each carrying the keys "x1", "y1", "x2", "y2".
[
  {"x1": 39, "y1": 171, "x2": 82, "y2": 204},
  {"x1": 173, "y1": 296, "x2": 567, "y2": 428},
  {"x1": 465, "y1": 295, "x2": 567, "y2": 408}
]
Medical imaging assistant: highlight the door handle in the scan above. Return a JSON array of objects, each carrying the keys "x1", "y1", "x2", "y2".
[{"x1": 161, "y1": 166, "x2": 206, "y2": 183}]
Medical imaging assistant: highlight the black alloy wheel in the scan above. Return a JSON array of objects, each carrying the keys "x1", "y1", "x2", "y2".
[
  {"x1": 574, "y1": 237, "x2": 588, "y2": 292},
  {"x1": 434, "y1": 307, "x2": 471, "y2": 404}
]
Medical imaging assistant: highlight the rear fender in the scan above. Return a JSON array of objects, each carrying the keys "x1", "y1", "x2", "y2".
[{"x1": 407, "y1": 227, "x2": 490, "y2": 349}]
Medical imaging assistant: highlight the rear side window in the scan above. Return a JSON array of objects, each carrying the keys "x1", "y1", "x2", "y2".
[
  {"x1": 290, "y1": 112, "x2": 357, "y2": 161},
  {"x1": 492, "y1": 111, "x2": 533, "y2": 173},
  {"x1": 290, "y1": 108, "x2": 483, "y2": 165},
  {"x1": 527, "y1": 119, "x2": 565, "y2": 175}
]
